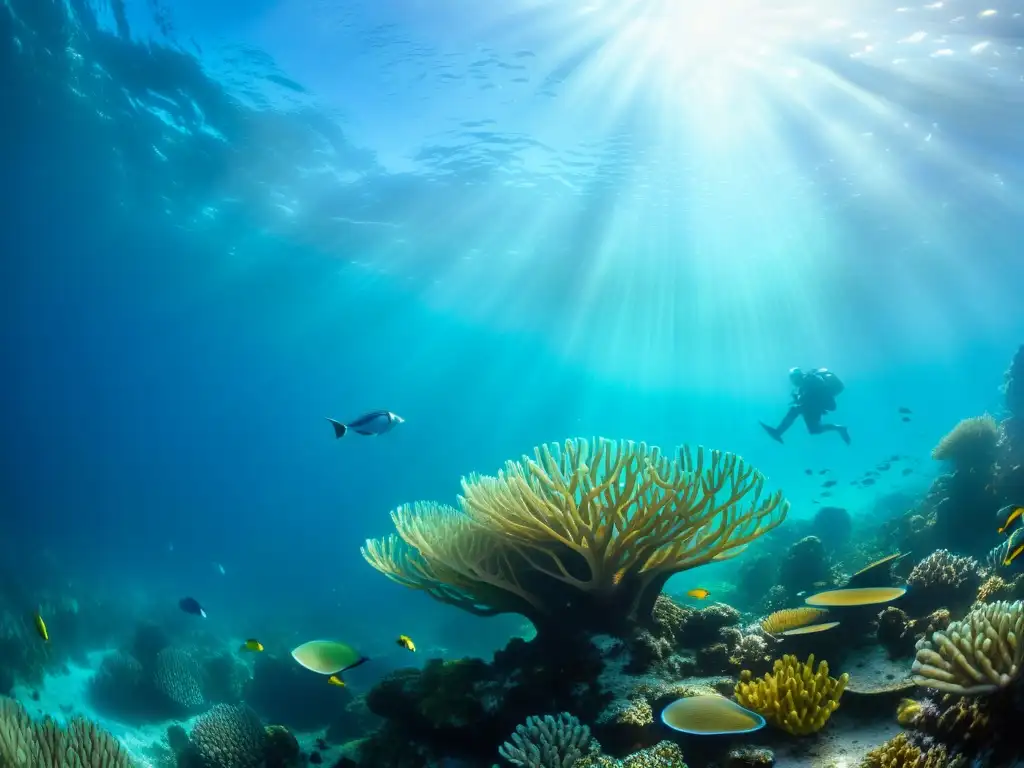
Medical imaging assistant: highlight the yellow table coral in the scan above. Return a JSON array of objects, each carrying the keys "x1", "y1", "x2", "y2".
[
  {"x1": 734, "y1": 654, "x2": 849, "y2": 736},
  {"x1": 362, "y1": 437, "x2": 788, "y2": 634}
]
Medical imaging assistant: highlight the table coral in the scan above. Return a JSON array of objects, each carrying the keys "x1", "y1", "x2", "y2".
[
  {"x1": 362, "y1": 437, "x2": 788, "y2": 636},
  {"x1": 734, "y1": 654, "x2": 849, "y2": 736}
]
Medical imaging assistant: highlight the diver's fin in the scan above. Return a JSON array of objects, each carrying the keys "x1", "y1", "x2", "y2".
[
  {"x1": 759, "y1": 422, "x2": 784, "y2": 444},
  {"x1": 326, "y1": 418, "x2": 348, "y2": 438}
]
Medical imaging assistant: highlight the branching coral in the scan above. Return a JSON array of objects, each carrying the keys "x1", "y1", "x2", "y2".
[
  {"x1": 859, "y1": 732, "x2": 962, "y2": 768},
  {"x1": 734, "y1": 654, "x2": 849, "y2": 736},
  {"x1": 0, "y1": 696, "x2": 134, "y2": 768},
  {"x1": 911, "y1": 599, "x2": 1024, "y2": 694},
  {"x1": 498, "y1": 713, "x2": 594, "y2": 768},
  {"x1": 363, "y1": 438, "x2": 788, "y2": 633}
]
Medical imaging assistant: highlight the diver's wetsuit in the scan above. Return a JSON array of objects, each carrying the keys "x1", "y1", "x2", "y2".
[{"x1": 761, "y1": 370, "x2": 850, "y2": 444}]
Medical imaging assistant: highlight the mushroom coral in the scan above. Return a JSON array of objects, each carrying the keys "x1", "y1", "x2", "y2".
[{"x1": 362, "y1": 437, "x2": 788, "y2": 636}]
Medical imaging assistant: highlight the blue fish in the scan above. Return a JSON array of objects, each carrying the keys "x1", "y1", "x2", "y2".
[{"x1": 326, "y1": 411, "x2": 404, "y2": 439}]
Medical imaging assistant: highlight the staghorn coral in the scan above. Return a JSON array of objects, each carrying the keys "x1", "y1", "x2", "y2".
[
  {"x1": 0, "y1": 696, "x2": 135, "y2": 768},
  {"x1": 911, "y1": 599, "x2": 1024, "y2": 694},
  {"x1": 154, "y1": 647, "x2": 205, "y2": 710},
  {"x1": 362, "y1": 438, "x2": 788, "y2": 634},
  {"x1": 977, "y1": 573, "x2": 1018, "y2": 603},
  {"x1": 734, "y1": 654, "x2": 849, "y2": 736},
  {"x1": 498, "y1": 713, "x2": 595, "y2": 768},
  {"x1": 189, "y1": 704, "x2": 266, "y2": 768},
  {"x1": 932, "y1": 415, "x2": 1000, "y2": 467},
  {"x1": 859, "y1": 732, "x2": 962, "y2": 768}
]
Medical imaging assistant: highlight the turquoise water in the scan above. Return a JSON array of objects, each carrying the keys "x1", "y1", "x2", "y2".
[{"x1": 1, "y1": 0, "x2": 1023, "y2": 764}]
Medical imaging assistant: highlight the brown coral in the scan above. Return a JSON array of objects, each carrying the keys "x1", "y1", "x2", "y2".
[{"x1": 859, "y1": 732, "x2": 962, "y2": 767}]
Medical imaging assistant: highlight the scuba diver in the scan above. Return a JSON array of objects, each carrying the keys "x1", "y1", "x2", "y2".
[{"x1": 760, "y1": 367, "x2": 850, "y2": 445}]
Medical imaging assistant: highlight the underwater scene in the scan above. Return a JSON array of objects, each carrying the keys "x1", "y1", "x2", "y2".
[{"x1": 3, "y1": 0, "x2": 1024, "y2": 767}]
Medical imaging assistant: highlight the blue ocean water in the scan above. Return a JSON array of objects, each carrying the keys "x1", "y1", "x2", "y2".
[{"x1": 2, "y1": 0, "x2": 1024, "y2": 764}]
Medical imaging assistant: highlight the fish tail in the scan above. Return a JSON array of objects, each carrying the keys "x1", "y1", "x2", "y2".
[{"x1": 326, "y1": 418, "x2": 347, "y2": 438}]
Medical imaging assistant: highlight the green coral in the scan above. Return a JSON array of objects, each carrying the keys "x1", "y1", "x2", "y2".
[{"x1": 0, "y1": 696, "x2": 135, "y2": 768}]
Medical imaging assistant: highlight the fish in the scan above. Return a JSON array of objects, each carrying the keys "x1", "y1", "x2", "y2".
[
  {"x1": 215, "y1": 563, "x2": 226, "y2": 575},
  {"x1": 291, "y1": 640, "x2": 370, "y2": 675},
  {"x1": 997, "y1": 505, "x2": 1024, "y2": 535},
  {"x1": 822, "y1": 480, "x2": 837, "y2": 488},
  {"x1": 821, "y1": 491, "x2": 832, "y2": 497},
  {"x1": 862, "y1": 478, "x2": 876, "y2": 486},
  {"x1": 888, "y1": 454, "x2": 901, "y2": 462},
  {"x1": 396, "y1": 634, "x2": 416, "y2": 652},
  {"x1": 239, "y1": 639, "x2": 264, "y2": 653},
  {"x1": 326, "y1": 411, "x2": 404, "y2": 439},
  {"x1": 818, "y1": 469, "x2": 830, "y2": 475},
  {"x1": 898, "y1": 407, "x2": 912, "y2": 415},
  {"x1": 877, "y1": 463, "x2": 891, "y2": 471},
  {"x1": 178, "y1": 597, "x2": 207, "y2": 618},
  {"x1": 812, "y1": 581, "x2": 829, "y2": 588},
  {"x1": 805, "y1": 469, "x2": 813, "y2": 475},
  {"x1": 901, "y1": 416, "x2": 911, "y2": 423},
  {"x1": 327, "y1": 675, "x2": 346, "y2": 687},
  {"x1": 1004, "y1": 540, "x2": 1024, "y2": 567},
  {"x1": 901, "y1": 468, "x2": 913, "y2": 476},
  {"x1": 686, "y1": 588, "x2": 711, "y2": 600},
  {"x1": 33, "y1": 611, "x2": 48, "y2": 642}
]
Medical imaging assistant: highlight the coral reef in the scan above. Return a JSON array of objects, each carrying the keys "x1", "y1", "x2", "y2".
[
  {"x1": 362, "y1": 438, "x2": 788, "y2": 637},
  {"x1": 809, "y1": 506, "x2": 852, "y2": 554},
  {"x1": 930, "y1": 416, "x2": 1002, "y2": 555},
  {"x1": 734, "y1": 654, "x2": 848, "y2": 736},
  {"x1": 189, "y1": 704, "x2": 267, "y2": 768},
  {"x1": 859, "y1": 732, "x2": 962, "y2": 768},
  {"x1": 498, "y1": 713, "x2": 595, "y2": 767},
  {"x1": 0, "y1": 696, "x2": 134, "y2": 768},
  {"x1": 911, "y1": 599, "x2": 1024, "y2": 694},
  {"x1": 903, "y1": 550, "x2": 981, "y2": 616},
  {"x1": 778, "y1": 536, "x2": 830, "y2": 595},
  {"x1": 153, "y1": 647, "x2": 206, "y2": 711}
]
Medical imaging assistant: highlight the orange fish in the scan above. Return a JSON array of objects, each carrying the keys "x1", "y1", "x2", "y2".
[{"x1": 686, "y1": 588, "x2": 711, "y2": 600}]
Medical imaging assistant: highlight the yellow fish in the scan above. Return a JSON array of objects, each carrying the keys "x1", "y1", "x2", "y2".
[
  {"x1": 686, "y1": 588, "x2": 711, "y2": 600},
  {"x1": 327, "y1": 675, "x2": 346, "y2": 687},
  {"x1": 998, "y1": 505, "x2": 1024, "y2": 535},
  {"x1": 396, "y1": 634, "x2": 416, "y2": 653},
  {"x1": 239, "y1": 639, "x2": 264, "y2": 653},
  {"x1": 33, "y1": 611, "x2": 48, "y2": 642},
  {"x1": 1004, "y1": 540, "x2": 1024, "y2": 567}
]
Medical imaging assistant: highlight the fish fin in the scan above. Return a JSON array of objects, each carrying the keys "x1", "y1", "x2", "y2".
[
  {"x1": 353, "y1": 429, "x2": 376, "y2": 436},
  {"x1": 326, "y1": 418, "x2": 347, "y2": 438}
]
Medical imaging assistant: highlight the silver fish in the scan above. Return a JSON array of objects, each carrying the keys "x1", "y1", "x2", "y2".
[{"x1": 326, "y1": 411, "x2": 404, "y2": 438}]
